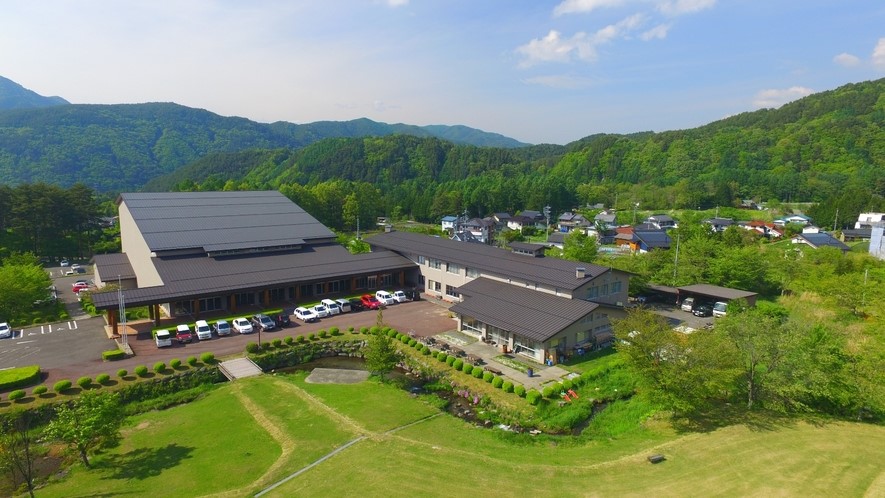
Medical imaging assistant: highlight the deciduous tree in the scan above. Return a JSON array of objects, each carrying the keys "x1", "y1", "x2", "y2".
[{"x1": 45, "y1": 391, "x2": 123, "y2": 468}]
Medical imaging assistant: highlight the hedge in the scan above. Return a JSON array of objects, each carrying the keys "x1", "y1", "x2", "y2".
[
  {"x1": 284, "y1": 336, "x2": 295, "y2": 345},
  {"x1": 542, "y1": 386, "x2": 555, "y2": 399},
  {"x1": 102, "y1": 349, "x2": 127, "y2": 361},
  {"x1": 271, "y1": 338, "x2": 283, "y2": 348},
  {"x1": 200, "y1": 352, "x2": 215, "y2": 363},
  {"x1": 246, "y1": 342, "x2": 261, "y2": 354},
  {"x1": 0, "y1": 365, "x2": 41, "y2": 391}
]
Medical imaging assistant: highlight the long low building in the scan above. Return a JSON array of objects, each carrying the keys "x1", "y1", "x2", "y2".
[
  {"x1": 91, "y1": 191, "x2": 417, "y2": 332},
  {"x1": 367, "y1": 230, "x2": 631, "y2": 364}
]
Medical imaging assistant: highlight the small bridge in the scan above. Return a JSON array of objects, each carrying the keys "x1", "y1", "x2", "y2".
[{"x1": 219, "y1": 357, "x2": 263, "y2": 380}]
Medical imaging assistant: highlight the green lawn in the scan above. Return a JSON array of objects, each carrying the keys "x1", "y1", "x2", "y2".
[{"x1": 35, "y1": 373, "x2": 885, "y2": 498}]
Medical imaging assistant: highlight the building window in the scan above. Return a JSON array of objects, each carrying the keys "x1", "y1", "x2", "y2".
[
  {"x1": 269, "y1": 288, "x2": 286, "y2": 302},
  {"x1": 576, "y1": 330, "x2": 591, "y2": 344},
  {"x1": 445, "y1": 285, "x2": 460, "y2": 297},
  {"x1": 418, "y1": 255, "x2": 426, "y2": 265},
  {"x1": 446, "y1": 263, "x2": 461, "y2": 274},
  {"x1": 428, "y1": 258, "x2": 441, "y2": 270},
  {"x1": 587, "y1": 286, "x2": 599, "y2": 299},
  {"x1": 315, "y1": 283, "x2": 325, "y2": 296},
  {"x1": 355, "y1": 276, "x2": 367, "y2": 289},
  {"x1": 235, "y1": 292, "x2": 256, "y2": 306},
  {"x1": 368, "y1": 275, "x2": 377, "y2": 289},
  {"x1": 381, "y1": 273, "x2": 393, "y2": 286},
  {"x1": 466, "y1": 267, "x2": 480, "y2": 278},
  {"x1": 462, "y1": 316, "x2": 483, "y2": 334},
  {"x1": 299, "y1": 284, "x2": 313, "y2": 298},
  {"x1": 611, "y1": 281, "x2": 622, "y2": 293},
  {"x1": 602, "y1": 283, "x2": 609, "y2": 296},
  {"x1": 429, "y1": 280, "x2": 441, "y2": 292},
  {"x1": 198, "y1": 296, "x2": 223, "y2": 312}
]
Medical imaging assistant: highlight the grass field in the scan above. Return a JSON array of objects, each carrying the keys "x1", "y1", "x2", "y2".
[{"x1": 35, "y1": 373, "x2": 885, "y2": 498}]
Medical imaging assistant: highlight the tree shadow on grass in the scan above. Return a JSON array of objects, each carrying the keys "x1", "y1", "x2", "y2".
[
  {"x1": 671, "y1": 405, "x2": 798, "y2": 434},
  {"x1": 99, "y1": 444, "x2": 195, "y2": 481}
]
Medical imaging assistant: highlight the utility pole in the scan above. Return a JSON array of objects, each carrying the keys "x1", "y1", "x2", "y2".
[
  {"x1": 543, "y1": 205, "x2": 551, "y2": 241},
  {"x1": 118, "y1": 275, "x2": 127, "y2": 348},
  {"x1": 833, "y1": 208, "x2": 839, "y2": 232},
  {"x1": 673, "y1": 233, "x2": 680, "y2": 284}
]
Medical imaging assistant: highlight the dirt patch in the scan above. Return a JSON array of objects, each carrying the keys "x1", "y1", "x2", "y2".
[{"x1": 305, "y1": 368, "x2": 370, "y2": 384}]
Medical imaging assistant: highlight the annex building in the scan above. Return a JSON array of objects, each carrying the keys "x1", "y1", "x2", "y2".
[
  {"x1": 367, "y1": 231, "x2": 632, "y2": 364},
  {"x1": 91, "y1": 191, "x2": 417, "y2": 332}
]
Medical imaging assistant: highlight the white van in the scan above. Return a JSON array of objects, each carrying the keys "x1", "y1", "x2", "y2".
[
  {"x1": 376, "y1": 290, "x2": 396, "y2": 306},
  {"x1": 335, "y1": 298, "x2": 352, "y2": 313},
  {"x1": 321, "y1": 298, "x2": 341, "y2": 315},
  {"x1": 195, "y1": 320, "x2": 212, "y2": 340},
  {"x1": 155, "y1": 329, "x2": 173, "y2": 348},
  {"x1": 712, "y1": 301, "x2": 728, "y2": 317},
  {"x1": 680, "y1": 297, "x2": 695, "y2": 312}
]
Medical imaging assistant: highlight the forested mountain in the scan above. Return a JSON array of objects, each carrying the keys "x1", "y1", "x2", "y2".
[
  {"x1": 154, "y1": 78, "x2": 885, "y2": 229},
  {"x1": 0, "y1": 76, "x2": 69, "y2": 110},
  {"x1": 0, "y1": 93, "x2": 527, "y2": 191}
]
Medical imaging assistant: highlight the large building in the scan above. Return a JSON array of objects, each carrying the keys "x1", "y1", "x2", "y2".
[
  {"x1": 91, "y1": 191, "x2": 417, "y2": 331},
  {"x1": 367, "y1": 230, "x2": 631, "y2": 364}
]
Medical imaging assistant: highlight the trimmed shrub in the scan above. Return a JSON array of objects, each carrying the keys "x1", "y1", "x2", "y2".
[
  {"x1": 542, "y1": 385, "x2": 555, "y2": 399},
  {"x1": 422, "y1": 348, "x2": 431, "y2": 356},
  {"x1": 453, "y1": 359, "x2": 464, "y2": 370},
  {"x1": 260, "y1": 342, "x2": 272, "y2": 351},
  {"x1": 284, "y1": 336, "x2": 295, "y2": 345},
  {"x1": 408, "y1": 338, "x2": 418, "y2": 347},
  {"x1": 514, "y1": 385, "x2": 526, "y2": 397},
  {"x1": 296, "y1": 335, "x2": 307, "y2": 343},
  {"x1": 446, "y1": 355, "x2": 457, "y2": 366},
  {"x1": 348, "y1": 326, "x2": 356, "y2": 334},
  {"x1": 526, "y1": 389, "x2": 542, "y2": 405},
  {"x1": 77, "y1": 376, "x2": 92, "y2": 389},
  {"x1": 102, "y1": 349, "x2": 126, "y2": 361},
  {"x1": 329, "y1": 326, "x2": 340, "y2": 336},
  {"x1": 401, "y1": 335, "x2": 410, "y2": 344},
  {"x1": 96, "y1": 373, "x2": 111, "y2": 384},
  {"x1": 0, "y1": 365, "x2": 41, "y2": 391},
  {"x1": 8, "y1": 389, "x2": 26, "y2": 401},
  {"x1": 153, "y1": 362, "x2": 166, "y2": 374},
  {"x1": 550, "y1": 382, "x2": 563, "y2": 395},
  {"x1": 502, "y1": 381, "x2": 514, "y2": 393},
  {"x1": 382, "y1": 327, "x2": 393, "y2": 335},
  {"x1": 246, "y1": 342, "x2": 261, "y2": 354},
  {"x1": 492, "y1": 376, "x2": 504, "y2": 388},
  {"x1": 437, "y1": 351, "x2": 448, "y2": 362},
  {"x1": 170, "y1": 358, "x2": 182, "y2": 369},
  {"x1": 387, "y1": 329, "x2": 398, "y2": 338},
  {"x1": 187, "y1": 356, "x2": 198, "y2": 366},
  {"x1": 201, "y1": 352, "x2": 215, "y2": 363},
  {"x1": 561, "y1": 379, "x2": 573, "y2": 391},
  {"x1": 360, "y1": 326, "x2": 370, "y2": 334},
  {"x1": 318, "y1": 329, "x2": 328, "y2": 338},
  {"x1": 482, "y1": 371, "x2": 494, "y2": 383},
  {"x1": 369, "y1": 326, "x2": 380, "y2": 335},
  {"x1": 53, "y1": 379, "x2": 72, "y2": 393},
  {"x1": 32, "y1": 385, "x2": 48, "y2": 396},
  {"x1": 117, "y1": 368, "x2": 128, "y2": 378},
  {"x1": 271, "y1": 338, "x2": 282, "y2": 348},
  {"x1": 308, "y1": 332, "x2": 317, "y2": 341},
  {"x1": 134, "y1": 365, "x2": 149, "y2": 377},
  {"x1": 462, "y1": 364, "x2": 474, "y2": 375},
  {"x1": 473, "y1": 368, "x2": 484, "y2": 379}
]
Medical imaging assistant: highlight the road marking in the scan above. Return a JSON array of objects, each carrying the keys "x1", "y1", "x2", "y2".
[
  {"x1": 15, "y1": 340, "x2": 36, "y2": 345},
  {"x1": 28, "y1": 332, "x2": 38, "y2": 336},
  {"x1": 70, "y1": 321, "x2": 78, "y2": 330}
]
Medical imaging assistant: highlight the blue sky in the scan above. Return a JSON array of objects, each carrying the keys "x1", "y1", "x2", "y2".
[{"x1": 2, "y1": 0, "x2": 883, "y2": 144}]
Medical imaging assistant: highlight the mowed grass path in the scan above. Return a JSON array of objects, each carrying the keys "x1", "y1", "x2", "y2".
[{"x1": 37, "y1": 374, "x2": 885, "y2": 497}]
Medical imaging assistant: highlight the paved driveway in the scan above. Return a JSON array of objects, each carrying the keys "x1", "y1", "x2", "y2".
[{"x1": 0, "y1": 316, "x2": 110, "y2": 374}]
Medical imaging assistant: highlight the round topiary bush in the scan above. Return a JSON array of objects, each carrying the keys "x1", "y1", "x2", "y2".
[
  {"x1": 492, "y1": 376, "x2": 504, "y2": 388},
  {"x1": 296, "y1": 335, "x2": 307, "y2": 343},
  {"x1": 550, "y1": 382, "x2": 563, "y2": 395},
  {"x1": 502, "y1": 381, "x2": 514, "y2": 393},
  {"x1": 117, "y1": 368, "x2": 128, "y2": 378},
  {"x1": 134, "y1": 365, "x2": 149, "y2": 377},
  {"x1": 284, "y1": 336, "x2": 294, "y2": 345},
  {"x1": 96, "y1": 373, "x2": 111, "y2": 384},
  {"x1": 170, "y1": 358, "x2": 182, "y2": 369},
  {"x1": 382, "y1": 326, "x2": 393, "y2": 335},
  {"x1": 387, "y1": 329, "x2": 398, "y2": 338},
  {"x1": 462, "y1": 364, "x2": 473, "y2": 375},
  {"x1": 408, "y1": 338, "x2": 418, "y2": 347},
  {"x1": 53, "y1": 379, "x2": 72, "y2": 393},
  {"x1": 437, "y1": 351, "x2": 448, "y2": 362},
  {"x1": 562, "y1": 379, "x2": 573, "y2": 391},
  {"x1": 514, "y1": 385, "x2": 526, "y2": 397},
  {"x1": 153, "y1": 362, "x2": 166, "y2": 374},
  {"x1": 308, "y1": 332, "x2": 317, "y2": 341},
  {"x1": 329, "y1": 326, "x2": 340, "y2": 335},
  {"x1": 8, "y1": 389, "x2": 26, "y2": 401},
  {"x1": 369, "y1": 326, "x2": 380, "y2": 335},
  {"x1": 319, "y1": 329, "x2": 328, "y2": 338},
  {"x1": 201, "y1": 352, "x2": 215, "y2": 363},
  {"x1": 360, "y1": 326, "x2": 369, "y2": 334},
  {"x1": 187, "y1": 356, "x2": 198, "y2": 367},
  {"x1": 401, "y1": 335, "x2": 410, "y2": 344},
  {"x1": 32, "y1": 385, "x2": 48, "y2": 396},
  {"x1": 453, "y1": 359, "x2": 464, "y2": 370},
  {"x1": 245, "y1": 342, "x2": 260, "y2": 354},
  {"x1": 348, "y1": 326, "x2": 356, "y2": 334},
  {"x1": 473, "y1": 368, "x2": 484, "y2": 378},
  {"x1": 260, "y1": 342, "x2": 272, "y2": 351},
  {"x1": 77, "y1": 376, "x2": 92, "y2": 389},
  {"x1": 526, "y1": 389, "x2": 542, "y2": 405},
  {"x1": 446, "y1": 355, "x2": 457, "y2": 366},
  {"x1": 483, "y1": 371, "x2": 494, "y2": 383},
  {"x1": 422, "y1": 348, "x2": 431, "y2": 355},
  {"x1": 271, "y1": 338, "x2": 283, "y2": 348},
  {"x1": 542, "y1": 386, "x2": 555, "y2": 398}
]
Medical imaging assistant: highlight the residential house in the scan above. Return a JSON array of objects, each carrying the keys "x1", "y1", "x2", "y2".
[
  {"x1": 507, "y1": 215, "x2": 533, "y2": 232},
  {"x1": 791, "y1": 232, "x2": 850, "y2": 252},
  {"x1": 441, "y1": 215, "x2": 457, "y2": 232},
  {"x1": 546, "y1": 231, "x2": 566, "y2": 250},
  {"x1": 740, "y1": 220, "x2": 783, "y2": 239},
  {"x1": 704, "y1": 217, "x2": 735, "y2": 232},
  {"x1": 462, "y1": 217, "x2": 495, "y2": 244},
  {"x1": 645, "y1": 214, "x2": 677, "y2": 230},
  {"x1": 509, "y1": 241, "x2": 547, "y2": 257},
  {"x1": 614, "y1": 226, "x2": 671, "y2": 253},
  {"x1": 594, "y1": 210, "x2": 619, "y2": 230},
  {"x1": 870, "y1": 224, "x2": 885, "y2": 260},
  {"x1": 557, "y1": 212, "x2": 591, "y2": 232},
  {"x1": 856, "y1": 213, "x2": 885, "y2": 229},
  {"x1": 774, "y1": 214, "x2": 813, "y2": 226}
]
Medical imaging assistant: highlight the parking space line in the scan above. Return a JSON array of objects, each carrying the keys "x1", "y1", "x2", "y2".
[
  {"x1": 16, "y1": 340, "x2": 36, "y2": 345},
  {"x1": 70, "y1": 321, "x2": 78, "y2": 330}
]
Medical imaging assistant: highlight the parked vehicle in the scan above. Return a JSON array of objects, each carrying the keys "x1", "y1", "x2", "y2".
[
  {"x1": 60, "y1": 259, "x2": 70, "y2": 267},
  {"x1": 232, "y1": 317, "x2": 253, "y2": 334},
  {"x1": 0, "y1": 322, "x2": 11, "y2": 339},
  {"x1": 72, "y1": 282, "x2": 90, "y2": 293},
  {"x1": 680, "y1": 297, "x2": 695, "y2": 312},
  {"x1": 335, "y1": 298, "x2": 352, "y2": 313},
  {"x1": 214, "y1": 319, "x2": 232, "y2": 336},
  {"x1": 294, "y1": 306, "x2": 318, "y2": 322},
  {"x1": 692, "y1": 304, "x2": 713, "y2": 317},
  {"x1": 321, "y1": 298, "x2": 341, "y2": 315},
  {"x1": 348, "y1": 298, "x2": 366, "y2": 312},
  {"x1": 392, "y1": 290, "x2": 409, "y2": 303},
  {"x1": 195, "y1": 319, "x2": 212, "y2": 340},
  {"x1": 712, "y1": 301, "x2": 728, "y2": 317},
  {"x1": 273, "y1": 313, "x2": 291, "y2": 328},
  {"x1": 361, "y1": 294, "x2": 381, "y2": 310},
  {"x1": 375, "y1": 290, "x2": 396, "y2": 306},
  {"x1": 176, "y1": 324, "x2": 194, "y2": 344},
  {"x1": 311, "y1": 304, "x2": 330, "y2": 318},
  {"x1": 155, "y1": 329, "x2": 173, "y2": 348},
  {"x1": 251, "y1": 314, "x2": 277, "y2": 332}
]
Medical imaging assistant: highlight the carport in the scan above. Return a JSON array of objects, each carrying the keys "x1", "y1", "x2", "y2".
[{"x1": 676, "y1": 284, "x2": 758, "y2": 307}]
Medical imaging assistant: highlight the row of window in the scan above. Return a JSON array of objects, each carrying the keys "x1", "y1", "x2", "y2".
[
  {"x1": 420, "y1": 255, "x2": 480, "y2": 278},
  {"x1": 586, "y1": 281, "x2": 622, "y2": 299}
]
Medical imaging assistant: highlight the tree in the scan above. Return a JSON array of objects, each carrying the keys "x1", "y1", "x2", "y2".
[
  {"x1": 363, "y1": 332, "x2": 402, "y2": 378},
  {"x1": 0, "y1": 260, "x2": 52, "y2": 321},
  {"x1": 45, "y1": 390, "x2": 124, "y2": 468},
  {"x1": 561, "y1": 229, "x2": 598, "y2": 263},
  {"x1": 0, "y1": 410, "x2": 38, "y2": 498}
]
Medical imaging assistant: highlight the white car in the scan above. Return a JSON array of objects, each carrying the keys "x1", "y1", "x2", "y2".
[
  {"x1": 312, "y1": 304, "x2": 330, "y2": 318},
  {"x1": 155, "y1": 329, "x2": 173, "y2": 348},
  {"x1": 0, "y1": 322, "x2": 11, "y2": 339},
  {"x1": 195, "y1": 320, "x2": 212, "y2": 340},
  {"x1": 321, "y1": 298, "x2": 341, "y2": 315},
  {"x1": 294, "y1": 306, "x2": 318, "y2": 323},
  {"x1": 214, "y1": 319, "x2": 231, "y2": 336},
  {"x1": 375, "y1": 290, "x2": 396, "y2": 306},
  {"x1": 392, "y1": 290, "x2": 409, "y2": 303},
  {"x1": 232, "y1": 317, "x2": 254, "y2": 334}
]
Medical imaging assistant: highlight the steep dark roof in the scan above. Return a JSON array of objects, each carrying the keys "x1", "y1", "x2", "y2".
[
  {"x1": 450, "y1": 278, "x2": 598, "y2": 342},
  {"x1": 92, "y1": 253, "x2": 136, "y2": 280},
  {"x1": 91, "y1": 244, "x2": 414, "y2": 309},
  {"x1": 119, "y1": 191, "x2": 335, "y2": 254},
  {"x1": 367, "y1": 231, "x2": 619, "y2": 291}
]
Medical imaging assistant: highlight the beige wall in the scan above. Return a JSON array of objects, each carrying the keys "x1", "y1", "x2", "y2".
[
  {"x1": 573, "y1": 270, "x2": 630, "y2": 306},
  {"x1": 119, "y1": 200, "x2": 164, "y2": 287}
]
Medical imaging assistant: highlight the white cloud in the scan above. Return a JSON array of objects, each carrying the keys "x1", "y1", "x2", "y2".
[
  {"x1": 516, "y1": 14, "x2": 647, "y2": 67},
  {"x1": 640, "y1": 23, "x2": 670, "y2": 40},
  {"x1": 386, "y1": 0, "x2": 409, "y2": 6},
  {"x1": 752, "y1": 86, "x2": 815, "y2": 109},
  {"x1": 657, "y1": 0, "x2": 716, "y2": 17},
  {"x1": 523, "y1": 74, "x2": 595, "y2": 89},
  {"x1": 873, "y1": 38, "x2": 885, "y2": 70},
  {"x1": 553, "y1": 0, "x2": 626, "y2": 16},
  {"x1": 833, "y1": 52, "x2": 860, "y2": 67}
]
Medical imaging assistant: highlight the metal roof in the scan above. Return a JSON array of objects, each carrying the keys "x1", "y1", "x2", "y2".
[
  {"x1": 367, "y1": 231, "x2": 623, "y2": 291},
  {"x1": 119, "y1": 191, "x2": 335, "y2": 253},
  {"x1": 678, "y1": 284, "x2": 757, "y2": 300},
  {"x1": 634, "y1": 230, "x2": 672, "y2": 248},
  {"x1": 450, "y1": 278, "x2": 598, "y2": 343},
  {"x1": 798, "y1": 233, "x2": 850, "y2": 250},
  {"x1": 92, "y1": 253, "x2": 136, "y2": 280},
  {"x1": 91, "y1": 244, "x2": 415, "y2": 309}
]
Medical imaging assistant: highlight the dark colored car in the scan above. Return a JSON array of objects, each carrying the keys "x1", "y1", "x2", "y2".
[
  {"x1": 361, "y1": 294, "x2": 381, "y2": 310},
  {"x1": 348, "y1": 298, "x2": 366, "y2": 312},
  {"x1": 251, "y1": 314, "x2": 277, "y2": 332},
  {"x1": 692, "y1": 304, "x2": 713, "y2": 317},
  {"x1": 274, "y1": 313, "x2": 291, "y2": 328}
]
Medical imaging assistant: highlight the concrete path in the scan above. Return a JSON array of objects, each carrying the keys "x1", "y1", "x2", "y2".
[{"x1": 459, "y1": 339, "x2": 571, "y2": 390}]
